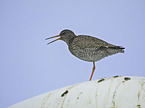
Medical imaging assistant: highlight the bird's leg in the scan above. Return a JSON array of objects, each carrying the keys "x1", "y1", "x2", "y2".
[{"x1": 89, "y1": 62, "x2": 95, "y2": 81}]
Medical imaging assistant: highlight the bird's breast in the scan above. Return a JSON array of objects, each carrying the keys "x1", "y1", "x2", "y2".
[{"x1": 69, "y1": 43, "x2": 99, "y2": 62}]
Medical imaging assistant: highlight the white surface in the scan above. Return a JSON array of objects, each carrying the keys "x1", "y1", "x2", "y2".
[{"x1": 9, "y1": 76, "x2": 145, "y2": 108}]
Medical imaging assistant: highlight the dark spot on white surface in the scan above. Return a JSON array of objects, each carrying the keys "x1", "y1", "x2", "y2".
[
  {"x1": 124, "y1": 77, "x2": 131, "y2": 81},
  {"x1": 113, "y1": 75, "x2": 120, "y2": 78},
  {"x1": 61, "y1": 90, "x2": 68, "y2": 97},
  {"x1": 98, "y1": 78, "x2": 105, "y2": 83},
  {"x1": 137, "y1": 104, "x2": 141, "y2": 108}
]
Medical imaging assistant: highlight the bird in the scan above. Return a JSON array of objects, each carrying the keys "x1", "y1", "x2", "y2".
[{"x1": 46, "y1": 29, "x2": 125, "y2": 81}]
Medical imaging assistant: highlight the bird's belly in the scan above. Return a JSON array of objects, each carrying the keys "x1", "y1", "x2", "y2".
[{"x1": 69, "y1": 47, "x2": 100, "y2": 62}]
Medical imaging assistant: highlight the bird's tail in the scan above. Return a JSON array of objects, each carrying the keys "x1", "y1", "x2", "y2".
[
  {"x1": 108, "y1": 46, "x2": 125, "y2": 53},
  {"x1": 109, "y1": 46, "x2": 125, "y2": 49}
]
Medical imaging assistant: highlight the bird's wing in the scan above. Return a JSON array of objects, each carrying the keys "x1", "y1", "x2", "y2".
[
  {"x1": 72, "y1": 35, "x2": 115, "y2": 49},
  {"x1": 71, "y1": 35, "x2": 124, "y2": 55},
  {"x1": 69, "y1": 35, "x2": 124, "y2": 62}
]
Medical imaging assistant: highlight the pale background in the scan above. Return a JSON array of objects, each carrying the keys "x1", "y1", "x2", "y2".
[{"x1": 0, "y1": 0, "x2": 145, "y2": 107}]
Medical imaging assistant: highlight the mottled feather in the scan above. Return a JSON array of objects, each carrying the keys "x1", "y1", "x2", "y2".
[{"x1": 69, "y1": 35, "x2": 124, "y2": 62}]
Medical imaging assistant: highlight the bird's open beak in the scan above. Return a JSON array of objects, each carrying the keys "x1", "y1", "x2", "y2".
[{"x1": 45, "y1": 35, "x2": 60, "y2": 45}]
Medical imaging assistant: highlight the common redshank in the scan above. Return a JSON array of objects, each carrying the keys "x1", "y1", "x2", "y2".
[{"x1": 46, "y1": 29, "x2": 125, "y2": 81}]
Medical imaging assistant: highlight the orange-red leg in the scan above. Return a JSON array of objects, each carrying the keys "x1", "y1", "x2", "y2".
[{"x1": 89, "y1": 62, "x2": 95, "y2": 81}]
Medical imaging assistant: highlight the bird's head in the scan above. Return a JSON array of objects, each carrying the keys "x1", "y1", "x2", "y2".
[{"x1": 46, "y1": 29, "x2": 76, "y2": 45}]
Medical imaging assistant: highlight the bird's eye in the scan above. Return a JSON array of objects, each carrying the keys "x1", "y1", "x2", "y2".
[{"x1": 61, "y1": 32, "x2": 65, "y2": 35}]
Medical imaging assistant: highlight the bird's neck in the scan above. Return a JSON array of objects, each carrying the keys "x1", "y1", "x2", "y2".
[{"x1": 63, "y1": 36, "x2": 76, "y2": 45}]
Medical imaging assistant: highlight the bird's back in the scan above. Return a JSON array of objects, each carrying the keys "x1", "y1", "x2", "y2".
[{"x1": 69, "y1": 35, "x2": 124, "y2": 62}]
